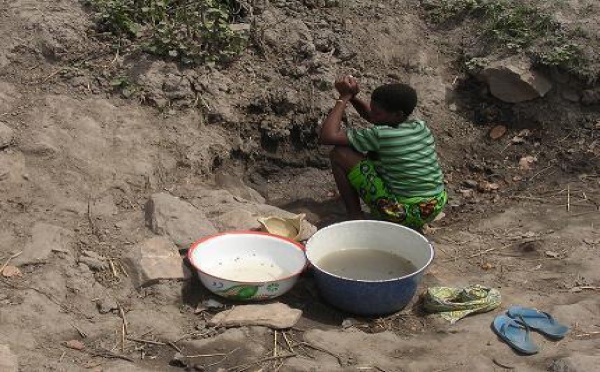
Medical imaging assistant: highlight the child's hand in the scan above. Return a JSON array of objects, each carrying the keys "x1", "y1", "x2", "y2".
[
  {"x1": 348, "y1": 75, "x2": 360, "y2": 96},
  {"x1": 335, "y1": 75, "x2": 358, "y2": 99}
]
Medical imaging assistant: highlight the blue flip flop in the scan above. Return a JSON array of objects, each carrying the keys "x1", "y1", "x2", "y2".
[
  {"x1": 507, "y1": 306, "x2": 570, "y2": 339},
  {"x1": 492, "y1": 315, "x2": 539, "y2": 355}
]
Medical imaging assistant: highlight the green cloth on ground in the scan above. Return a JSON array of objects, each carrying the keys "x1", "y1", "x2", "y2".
[
  {"x1": 423, "y1": 285, "x2": 502, "y2": 324},
  {"x1": 346, "y1": 119, "x2": 444, "y2": 197}
]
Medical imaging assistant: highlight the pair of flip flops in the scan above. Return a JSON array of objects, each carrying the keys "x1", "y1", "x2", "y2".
[{"x1": 492, "y1": 306, "x2": 570, "y2": 355}]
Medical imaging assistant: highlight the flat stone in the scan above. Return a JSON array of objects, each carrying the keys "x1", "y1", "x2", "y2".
[
  {"x1": 262, "y1": 16, "x2": 312, "y2": 49},
  {"x1": 207, "y1": 99, "x2": 239, "y2": 124},
  {"x1": 215, "y1": 171, "x2": 265, "y2": 204},
  {"x1": 0, "y1": 344, "x2": 18, "y2": 372},
  {"x1": 561, "y1": 88, "x2": 581, "y2": 103},
  {"x1": 97, "y1": 297, "x2": 118, "y2": 314},
  {"x1": 479, "y1": 56, "x2": 552, "y2": 103},
  {"x1": 581, "y1": 88, "x2": 600, "y2": 105},
  {"x1": 208, "y1": 303, "x2": 302, "y2": 329},
  {"x1": 549, "y1": 353, "x2": 600, "y2": 372},
  {"x1": 13, "y1": 223, "x2": 74, "y2": 266},
  {"x1": 212, "y1": 209, "x2": 261, "y2": 231},
  {"x1": 462, "y1": 180, "x2": 479, "y2": 189},
  {"x1": 0, "y1": 121, "x2": 14, "y2": 149},
  {"x1": 145, "y1": 193, "x2": 217, "y2": 248},
  {"x1": 64, "y1": 340, "x2": 85, "y2": 350},
  {"x1": 124, "y1": 236, "x2": 191, "y2": 287}
]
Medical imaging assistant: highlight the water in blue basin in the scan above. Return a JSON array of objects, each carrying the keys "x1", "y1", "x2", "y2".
[{"x1": 317, "y1": 249, "x2": 417, "y2": 281}]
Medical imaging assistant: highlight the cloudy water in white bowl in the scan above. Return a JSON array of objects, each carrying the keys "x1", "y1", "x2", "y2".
[{"x1": 206, "y1": 257, "x2": 286, "y2": 282}]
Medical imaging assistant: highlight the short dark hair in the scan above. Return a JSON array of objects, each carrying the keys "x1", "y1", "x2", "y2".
[{"x1": 371, "y1": 83, "x2": 417, "y2": 116}]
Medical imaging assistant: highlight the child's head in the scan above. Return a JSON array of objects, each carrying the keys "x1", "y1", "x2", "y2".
[{"x1": 370, "y1": 83, "x2": 417, "y2": 126}]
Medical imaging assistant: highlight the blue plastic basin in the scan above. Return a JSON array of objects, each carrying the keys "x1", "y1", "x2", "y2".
[{"x1": 305, "y1": 220, "x2": 434, "y2": 316}]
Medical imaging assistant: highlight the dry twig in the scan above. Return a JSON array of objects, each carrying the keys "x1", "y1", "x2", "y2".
[
  {"x1": 567, "y1": 184, "x2": 571, "y2": 212},
  {"x1": 293, "y1": 341, "x2": 343, "y2": 365},
  {"x1": 117, "y1": 302, "x2": 128, "y2": 352},
  {"x1": 185, "y1": 352, "x2": 227, "y2": 358},
  {"x1": 229, "y1": 353, "x2": 297, "y2": 372},
  {"x1": 87, "y1": 348, "x2": 134, "y2": 363},
  {"x1": 41, "y1": 68, "x2": 67, "y2": 83},
  {"x1": 72, "y1": 323, "x2": 88, "y2": 338},
  {"x1": 205, "y1": 347, "x2": 240, "y2": 368},
  {"x1": 282, "y1": 331, "x2": 294, "y2": 353},
  {"x1": 109, "y1": 259, "x2": 119, "y2": 278},
  {"x1": 126, "y1": 337, "x2": 165, "y2": 346},
  {"x1": 116, "y1": 260, "x2": 129, "y2": 277},
  {"x1": 168, "y1": 341, "x2": 182, "y2": 353}
]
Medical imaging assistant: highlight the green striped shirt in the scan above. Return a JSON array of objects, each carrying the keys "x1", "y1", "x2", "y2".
[{"x1": 346, "y1": 120, "x2": 444, "y2": 197}]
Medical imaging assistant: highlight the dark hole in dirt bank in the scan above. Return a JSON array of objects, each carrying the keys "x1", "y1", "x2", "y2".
[{"x1": 451, "y1": 77, "x2": 528, "y2": 130}]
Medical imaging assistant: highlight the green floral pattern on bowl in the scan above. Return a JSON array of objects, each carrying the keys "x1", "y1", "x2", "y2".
[
  {"x1": 266, "y1": 283, "x2": 280, "y2": 292},
  {"x1": 213, "y1": 282, "x2": 285, "y2": 300},
  {"x1": 216, "y1": 285, "x2": 259, "y2": 300}
]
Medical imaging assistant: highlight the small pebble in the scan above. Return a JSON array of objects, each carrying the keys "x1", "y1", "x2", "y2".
[
  {"x1": 342, "y1": 318, "x2": 357, "y2": 328},
  {"x1": 65, "y1": 340, "x2": 85, "y2": 350},
  {"x1": 169, "y1": 352, "x2": 187, "y2": 368}
]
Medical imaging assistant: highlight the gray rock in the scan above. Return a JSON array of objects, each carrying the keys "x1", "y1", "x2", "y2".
[
  {"x1": 97, "y1": 297, "x2": 119, "y2": 314},
  {"x1": 196, "y1": 298, "x2": 225, "y2": 312},
  {"x1": 409, "y1": 74, "x2": 448, "y2": 107},
  {"x1": 269, "y1": 88, "x2": 300, "y2": 115},
  {"x1": 0, "y1": 121, "x2": 14, "y2": 149},
  {"x1": 162, "y1": 73, "x2": 193, "y2": 101},
  {"x1": 208, "y1": 303, "x2": 302, "y2": 329},
  {"x1": 19, "y1": 139, "x2": 59, "y2": 156},
  {"x1": 263, "y1": 17, "x2": 312, "y2": 50},
  {"x1": 342, "y1": 318, "x2": 357, "y2": 329},
  {"x1": 207, "y1": 100, "x2": 239, "y2": 124},
  {"x1": 549, "y1": 353, "x2": 600, "y2": 372},
  {"x1": 0, "y1": 344, "x2": 17, "y2": 372},
  {"x1": 196, "y1": 71, "x2": 233, "y2": 95},
  {"x1": 581, "y1": 88, "x2": 600, "y2": 105},
  {"x1": 211, "y1": 209, "x2": 262, "y2": 231},
  {"x1": 145, "y1": 193, "x2": 217, "y2": 248},
  {"x1": 169, "y1": 352, "x2": 188, "y2": 368},
  {"x1": 215, "y1": 171, "x2": 265, "y2": 204},
  {"x1": 124, "y1": 236, "x2": 191, "y2": 287},
  {"x1": 13, "y1": 223, "x2": 74, "y2": 266},
  {"x1": 479, "y1": 56, "x2": 552, "y2": 103},
  {"x1": 462, "y1": 180, "x2": 479, "y2": 189},
  {"x1": 561, "y1": 88, "x2": 581, "y2": 103}
]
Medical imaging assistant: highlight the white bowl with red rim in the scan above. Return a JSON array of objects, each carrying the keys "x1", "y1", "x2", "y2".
[{"x1": 187, "y1": 231, "x2": 307, "y2": 301}]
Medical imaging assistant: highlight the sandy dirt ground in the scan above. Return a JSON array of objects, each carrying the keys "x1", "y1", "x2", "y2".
[{"x1": 0, "y1": 0, "x2": 599, "y2": 371}]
